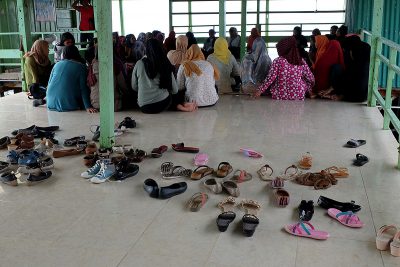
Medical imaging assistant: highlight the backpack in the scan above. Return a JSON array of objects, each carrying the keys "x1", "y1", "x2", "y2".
[{"x1": 28, "y1": 83, "x2": 46, "y2": 100}]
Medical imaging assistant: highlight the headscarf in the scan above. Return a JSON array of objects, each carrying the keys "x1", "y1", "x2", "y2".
[
  {"x1": 182, "y1": 44, "x2": 220, "y2": 80},
  {"x1": 125, "y1": 34, "x2": 135, "y2": 48},
  {"x1": 186, "y1": 32, "x2": 197, "y2": 48},
  {"x1": 213, "y1": 37, "x2": 231, "y2": 64},
  {"x1": 167, "y1": 35, "x2": 188, "y2": 65},
  {"x1": 314, "y1": 35, "x2": 330, "y2": 67},
  {"x1": 137, "y1": 32, "x2": 146, "y2": 43},
  {"x1": 276, "y1": 36, "x2": 303, "y2": 66},
  {"x1": 134, "y1": 41, "x2": 146, "y2": 61},
  {"x1": 24, "y1": 40, "x2": 50, "y2": 67},
  {"x1": 163, "y1": 31, "x2": 176, "y2": 52},
  {"x1": 247, "y1": 28, "x2": 260, "y2": 51}
]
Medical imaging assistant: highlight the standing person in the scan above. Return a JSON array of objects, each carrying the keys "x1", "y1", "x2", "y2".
[
  {"x1": 163, "y1": 31, "x2": 176, "y2": 53},
  {"x1": 177, "y1": 44, "x2": 219, "y2": 107},
  {"x1": 24, "y1": 40, "x2": 52, "y2": 88},
  {"x1": 125, "y1": 34, "x2": 136, "y2": 63},
  {"x1": 207, "y1": 38, "x2": 241, "y2": 94},
  {"x1": 228, "y1": 27, "x2": 241, "y2": 60},
  {"x1": 336, "y1": 25, "x2": 348, "y2": 47},
  {"x1": 186, "y1": 32, "x2": 198, "y2": 48},
  {"x1": 247, "y1": 28, "x2": 260, "y2": 52},
  {"x1": 202, "y1": 29, "x2": 217, "y2": 58},
  {"x1": 293, "y1": 26, "x2": 310, "y2": 67},
  {"x1": 253, "y1": 37, "x2": 314, "y2": 100},
  {"x1": 72, "y1": 0, "x2": 95, "y2": 48},
  {"x1": 241, "y1": 37, "x2": 272, "y2": 93},
  {"x1": 46, "y1": 45, "x2": 96, "y2": 113},
  {"x1": 54, "y1": 32, "x2": 75, "y2": 63},
  {"x1": 132, "y1": 39, "x2": 196, "y2": 113}
]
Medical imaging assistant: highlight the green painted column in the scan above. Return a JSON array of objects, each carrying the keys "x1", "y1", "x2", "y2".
[
  {"x1": 119, "y1": 0, "x2": 125, "y2": 35},
  {"x1": 256, "y1": 0, "x2": 260, "y2": 33},
  {"x1": 169, "y1": 0, "x2": 173, "y2": 32},
  {"x1": 265, "y1": 0, "x2": 269, "y2": 42},
  {"x1": 367, "y1": 0, "x2": 384, "y2": 107},
  {"x1": 16, "y1": 0, "x2": 31, "y2": 53},
  {"x1": 383, "y1": 47, "x2": 397, "y2": 130},
  {"x1": 219, "y1": 0, "x2": 226, "y2": 38},
  {"x1": 188, "y1": 0, "x2": 192, "y2": 31},
  {"x1": 97, "y1": 0, "x2": 115, "y2": 148},
  {"x1": 92, "y1": 0, "x2": 97, "y2": 38},
  {"x1": 240, "y1": 0, "x2": 247, "y2": 59}
]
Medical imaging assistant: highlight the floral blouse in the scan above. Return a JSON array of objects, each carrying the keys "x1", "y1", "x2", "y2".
[{"x1": 258, "y1": 57, "x2": 315, "y2": 100}]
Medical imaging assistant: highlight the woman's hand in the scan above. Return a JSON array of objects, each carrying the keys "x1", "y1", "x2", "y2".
[{"x1": 86, "y1": 108, "x2": 98, "y2": 113}]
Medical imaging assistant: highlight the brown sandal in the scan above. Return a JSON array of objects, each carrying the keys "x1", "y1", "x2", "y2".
[
  {"x1": 324, "y1": 166, "x2": 349, "y2": 178},
  {"x1": 190, "y1": 165, "x2": 214, "y2": 180},
  {"x1": 257, "y1": 164, "x2": 273, "y2": 181},
  {"x1": 187, "y1": 192, "x2": 209, "y2": 212},
  {"x1": 314, "y1": 179, "x2": 332, "y2": 190},
  {"x1": 274, "y1": 189, "x2": 290, "y2": 207},
  {"x1": 230, "y1": 170, "x2": 252, "y2": 183},
  {"x1": 215, "y1": 162, "x2": 233, "y2": 178},
  {"x1": 222, "y1": 180, "x2": 240, "y2": 197},
  {"x1": 298, "y1": 152, "x2": 312, "y2": 170}
]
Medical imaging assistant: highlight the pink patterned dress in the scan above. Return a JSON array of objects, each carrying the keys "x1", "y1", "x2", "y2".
[{"x1": 258, "y1": 57, "x2": 315, "y2": 100}]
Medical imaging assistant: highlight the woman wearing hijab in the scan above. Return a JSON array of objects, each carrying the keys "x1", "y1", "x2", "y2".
[
  {"x1": 247, "y1": 28, "x2": 260, "y2": 52},
  {"x1": 167, "y1": 35, "x2": 188, "y2": 75},
  {"x1": 124, "y1": 34, "x2": 136, "y2": 62},
  {"x1": 164, "y1": 31, "x2": 176, "y2": 52},
  {"x1": 207, "y1": 38, "x2": 241, "y2": 94},
  {"x1": 312, "y1": 35, "x2": 344, "y2": 98},
  {"x1": 24, "y1": 40, "x2": 53, "y2": 88},
  {"x1": 186, "y1": 32, "x2": 198, "y2": 49},
  {"x1": 177, "y1": 44, "x2": 219, "y2": 107},
  {"x1": 253, "y1": 37, "x2": 314, "y2": 100},
  {"x1": 46, "y1": 45, "x2": 96, "y2": 113},
  {"x1": 54, "y1": 32, "x2": 75, "y2": 63},
  {"x1": 137, "y1": 32, "x2": 146, "y2": 43},
  {"x1": 132, "y1": 39, "x2": 196, "y2": 113},
  {"x1": 241, "y1": 37, "x2": 272, "y2": 93}
]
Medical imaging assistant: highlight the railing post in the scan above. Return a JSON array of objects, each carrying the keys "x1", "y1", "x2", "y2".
[
  {"x1": 265, "y1": 0, "x2": 269, "y2": 43},
  {"x1": 256, "y1": 0, "x2": 260, "y2": 32},
  {"x1": 240, "y1": 0, "x2": 247, "y2": 60},
  {"x1": 188, "y1": 0, "x2": 192, "y2": 32},
  {"x1": 97, "y1": 0, "x2": 115, "y2": 149},
  {"x1": 219, "y1": 0, "x2": 226, "y2": 38},
  {"x1": 367, "y1": 0, "x2": 384, "y2": 107},
  {"x1": 119, "y1": 0, "x2": 125, "y2": 36},
  {"x1": 370, "y1": 39, "x2": 382, "y2": 108},
  {"x1": 169, "y1": 0, "x2": 173, "y2": 32},
  {"x1": 383, "y1": 47, "x2": 397, "y2": 130}
]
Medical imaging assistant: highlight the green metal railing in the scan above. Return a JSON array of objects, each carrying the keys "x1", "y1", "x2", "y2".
[{"x1": 364, "y1": 29, "x2": 400, "y2": 168}]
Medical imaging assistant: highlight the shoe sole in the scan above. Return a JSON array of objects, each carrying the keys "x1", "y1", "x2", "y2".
[{"x1": 2, "y1": 180, "x2": 18, "y2": 186}]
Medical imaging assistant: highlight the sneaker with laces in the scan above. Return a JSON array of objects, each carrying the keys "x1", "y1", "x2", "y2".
[
  {"x1": 81, "y1": 159, "x2": 104, "y2": 179},
  {"x1": 90, "y1": 161, "x2": 116, "y2": 184}
]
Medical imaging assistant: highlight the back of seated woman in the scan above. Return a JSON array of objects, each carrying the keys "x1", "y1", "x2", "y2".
[
  {"x1": 177, "y1": 44, "x2": 219, "y2": 107},
  {"x1": 254, "y1": 36, "x2": 314, "y2": 100},
  {"x1": 46, "y1": 45, "x2": 97, "y2": 113}
]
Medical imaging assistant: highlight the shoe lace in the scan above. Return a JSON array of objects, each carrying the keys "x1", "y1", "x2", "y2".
[{"x1": 88, "y1": 162, "x2": 101, "y2": 173}]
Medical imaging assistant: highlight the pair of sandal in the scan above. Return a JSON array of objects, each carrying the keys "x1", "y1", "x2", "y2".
[
  {"x1": 7, "y1": 133, "x2": 35, "y2": 151},
  {"x1": 125, "y1": 149, "x2": 147, "y2": 163},
  {"x1": 258, "y1": 164, "x2": 299, "y2": 181},
  {"x1": 190, "y1": 162, "x2": 233, "y2": 180},
  {"x1": 160, "y1": 162, "x2": 192, "y2": 179},
  {"x1": 217, "y1": 197, "x2": 261, "y2": 237},
  {"x1": 269, "y1": 178, "x2": 290, "y2": 207},
  {"x1": 203, "y1": 178, "x2": 240, "y2": 197},
  {"x1": 376, "y1": 225, "x2": 400, "y2": 257}
]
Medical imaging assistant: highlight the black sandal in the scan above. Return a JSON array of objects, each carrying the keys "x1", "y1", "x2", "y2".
[
  {"x1": 240, "y1": 200, "x2": 261, "y2": 237},
  {"x1": 353, "y1": 153, "x2": 369, "y2": 166},
  {"x1": 216, "y1": 197, "x2": 236, "y2": 232}
]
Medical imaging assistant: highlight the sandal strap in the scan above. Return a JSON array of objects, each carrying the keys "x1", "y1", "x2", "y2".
[
  {"x1": 293, "y1": 221, "x2": 315, "y2": 235},
  {"x1": 193, "y1": 165, "x2": 211, "y2": 173},
  {"x1": 378, "y1": 225, "x2": 398, "y2": 236},
  {"x1": 218, "y1": 162, "x2": 231, "y2": 170},
  {"x1": 335, "y1": 211, "x2": 359, "y2": 224}
]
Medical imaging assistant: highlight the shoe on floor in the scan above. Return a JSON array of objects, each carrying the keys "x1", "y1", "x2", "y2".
[
  {"x1": 81, "y1": 159, "x2": 104, "y2": 179},
  {"x1": 298, "y1": 200, "x2": 314, "y2": 221},
  {"x1": 0, "y1": 171, "x2": 18, "y2": 186},
  {"x1": 90, "y1": 161, "x2": 116, "y2": 184},
  {"x1": 317, "y1": 195, "x2": 361, "y2": 213},
  {"x1": 27, "y1": 171, "x2": 52, "y2": 185},
  {"x1": 114, "y1": 159, "x2": 139, "y2": 180}
]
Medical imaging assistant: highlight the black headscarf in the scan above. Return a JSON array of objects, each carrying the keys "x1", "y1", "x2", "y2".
[
  {"x1": 63, "y1": 45, "x2": 85, "y2": 64},
  {"x1": 142, "y1": 39, "x2": 173, "y2": 91},
  {"x1": 59, "y1": 32, "x2": 75, "y2": 46},
  {"x1": 186, "y1": 32, "x2": 197, "y2": 49}
]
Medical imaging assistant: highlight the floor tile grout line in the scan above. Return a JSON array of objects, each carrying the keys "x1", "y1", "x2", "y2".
[
  {"x1": 359, "y1": 166, "x2": 385, "y2": 266},
  {"x1": 203, "y1": 233, "x2": 221, "y2": 266},
  {"x1": 115, "y1": 199, "x2": 171, "y2": 267}
]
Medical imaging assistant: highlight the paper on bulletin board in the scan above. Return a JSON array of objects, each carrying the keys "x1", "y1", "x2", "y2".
[{"x1": 34, "y1": 0, "x2": 56, "y2": 22}]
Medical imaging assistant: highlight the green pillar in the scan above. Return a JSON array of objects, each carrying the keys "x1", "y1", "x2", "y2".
[
  {"x1": 383, "y1": 47, "x2": 397, "y2": 130},
  {"x1": 169, "y1": 0, "x2": 173, "y2": 32},
  {"x1": 92, "y1": 0, "x2": 97, "y2": 38},
  {"x1": 265, "y1": 0, "x2": 269, "y2": 42},
  {"x1": 256, "y1": 0, "x2": 260, "y2": 33},
  {"x1": 188, "y1": 0, "x2": 192, "y2": 31},
  {"x1": 367, "y1": 0, "x2": 384, "y2": 107},
  {"x1": 16, "y1": 0, "x2": 31, "y2": 53},
  {"x1": 119, "y1": 0, "x2": 125, "y2": 35},
  {"x1": 97, "y1": 0, "x2": 115, "y2": 148},
  {"x1": 219, "y1": 0, "x2": 226, "y2": 38},
  {"x1": 240, "y1": 0, "x2": 247, "y2": 59}
]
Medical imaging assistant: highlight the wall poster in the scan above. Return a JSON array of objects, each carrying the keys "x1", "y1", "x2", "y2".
[{"x1": 34, "y1": 0, "x2": 56, "y2": 22}]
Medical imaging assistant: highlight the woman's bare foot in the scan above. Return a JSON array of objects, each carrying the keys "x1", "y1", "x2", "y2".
[
  {"x1": 177, "y1": 102, "x2": 197, "y2": 112},
  {"x1": 318, "y1": 87, "x2": 334, "y2": 97},
  {"x1": 329, "y1": 94, "x2": 343, "y2": 101}
]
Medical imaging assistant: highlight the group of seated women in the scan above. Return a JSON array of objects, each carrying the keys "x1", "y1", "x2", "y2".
[{"x1": 23, "y1": 25, "x2": 371, "y2": 114}]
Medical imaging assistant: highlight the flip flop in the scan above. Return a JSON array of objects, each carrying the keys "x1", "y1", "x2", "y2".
[
  {"x1": 376, "y1": 225, "x2": 398, "y2": 251},
  {"x1": 327, "y1": 208, "x2": 365, "y2": 228},
  {"x1": 216, "y1": 197, "x2": 237, "y2": 232},
  {"x1": 284, "y1": 221, "x2": 329, "y2": 240},
  {"x1": 171, "y1": 143, "x2": 199, "y2": 153},
  {"x1": 230, "y1": 170, "x2": 252, "y2": 183},
  {"x1": 345, "y1": 139, "x2": 366, "y2": 148},
  {"x1": 257, "y1": 164, "x2": 273, "y2": 181},
  {"x1": 239, "y1": 148, "x2": 263, "y2": 158},
  {"x1": 187, "y1": 192, "x2": 209, "y2": 212},
  {"x1": 240, "y1": 200, "x2": 261, "y2": 237},
  {"x1": 194, "y1": 153, "x2": 209, "y2": 166},
  {"x1": 190, "y1": 165, "x2": 214, "y2": 180},
  {"x1": 151, "y1": 145, "x2": 168, "y2": 158},
  {"x1": 215, "y1": 162, "x2": 233, "y2": 178},
  {"x1": 162, "y1": 166, "x2": 192, "y2": 179},
  {"x1": 324, "y1": 166, "x2": 349, "y2": 178},
  {"x1": 353, "y1": 153, "x2": 369, "y2": 166}
]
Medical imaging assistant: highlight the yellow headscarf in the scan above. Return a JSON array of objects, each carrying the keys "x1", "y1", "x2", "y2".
[
  {"x1": 213, "y1": 37, "x2": 231, "y2": 65},
  {"x1": 182, "y1": 44, "x2": 219, "y2": 80},
  {"x1": 24, "y1": 40, "x2": 50, "y2": 67}
]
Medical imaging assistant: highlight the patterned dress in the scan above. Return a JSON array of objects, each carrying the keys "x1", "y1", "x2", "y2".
[{"x1": 258, "y1": 57, "x2": 315, "y2": 100}]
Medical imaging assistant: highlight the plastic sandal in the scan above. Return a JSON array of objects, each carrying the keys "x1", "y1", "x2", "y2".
[
  {"x1": 215, "y1": 162, "x2": 233, "y2": 178},
  {"x1": 283, "y1": 165, "x2": 299, "y2": 180},
  {"x1": 151, "y1": 145, "x2": 168, "y2": 158},
  {"x1": 275, "y1": 189, "x2": 290, "y2": 207},
  {"x1": 160, "y1": 162, "x2": 174, "y2": 175},
  {"x1": 327, "y1": 208, "x2": 365, "y2": 228},
  {"x1": 270, "y1": 177, "x2": 284, "y2": 189},
  {"x1": 162, "y1": 166, "x2": 192, "y2": 179},
  {"x1": 240, "y1": 200, "x2": 261, "y2": 237},
  {"x1": 221, "y1": 181, "x2": 240, "y2": 197},
  {"x1": 284, "y1": 221, "x2": 329, "y2": 240},
  {"x1": 190, "y1": 165, "x2": 214, "y2": 180},
  {"x1": 239, "y1": 148, "x2": 263, "y2": 158},
  {"x1": 376, "y1": 225, "x2": 398, "y2": 251},
  {"x1": 187, "y1": 192, "x2": 209, "y2": 212},
  {"x1": 257, "y1": 164, "x2": 273, "y2": 181},
  {"x1": 194, "y1": 153, "x2": 209, "y2": 166},
  {"x1": 230, "y1": 170, "x2": 252, "y2": 183},
  {"x1": 298, "y1": 152, "x2": 312, "y2": 170},
  {"x1": 353, "y1": 153, "x2": 369, "y2": 166},
  {"x1": 324, "y1": 166, "x2": 349, "y2": 178},
  {"x1": 391, "y1": 231, "x2": 400, "y2": 257},
  {"x1": 345, "y1": 139, "x2": 366, "y2": 148},
  {"x1": 171, "y1": 143, "x2": 199, "y2": 153},
  {"x1": 314, "y1": 179, "x2": 332, "y2": 190},
  {"x1": 216, "y1": 197, "x2": 236, "y2": 232},
  {"x1": 203, "y1": 178, "x2": 223, "y2": 194}
]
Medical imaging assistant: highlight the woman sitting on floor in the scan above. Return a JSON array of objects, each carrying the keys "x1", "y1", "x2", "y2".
[
  {"x1": 132, "y1": 39, "x2": 197, "y2": 114},
  {"x1": 167, "y1": 35, "x2": 188, "y2": 75},
  {"x1": 177, "y1": 44, "x2": 219, "y2": 107},
  {"x1": 46, "y1": 45, "x2": 96, "y2": 113},
  {"x1": 312, "y1": 35, "x2": 345, "y2": 98},
  {"x1": 24, "y1": 40, "x2": 53, "y2": 88},
  {"x1": 207, "y1": 38, "x2": 241, "y2": 94},
  {"x1": 253, "y1": 37, "x2": 314, "y2": 100},
  {"x1": 54, "y1": 32, "x2": 75, "y2": 63},
  {"x1": 241, "y1": 37, "x2": 272, "y2": 93}
]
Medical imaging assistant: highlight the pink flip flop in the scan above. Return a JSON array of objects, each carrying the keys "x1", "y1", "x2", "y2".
[
  {"x1": 240, "y1": 148, "x2": 263, "y2": 158},
  {"x1": 327, "y1": 208, "x2": 365, "y2": 228},
  {"x1": 194, "y1": 153, "x2": 209, "y2": 166},
  {"x1": 284, "y1": 221, "x2": 329, "y2": 240}
]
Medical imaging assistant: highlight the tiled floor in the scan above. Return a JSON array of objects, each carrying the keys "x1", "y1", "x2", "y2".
[{"x1": 0, "y1": 93, "x2": 399, "y2": 267}]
